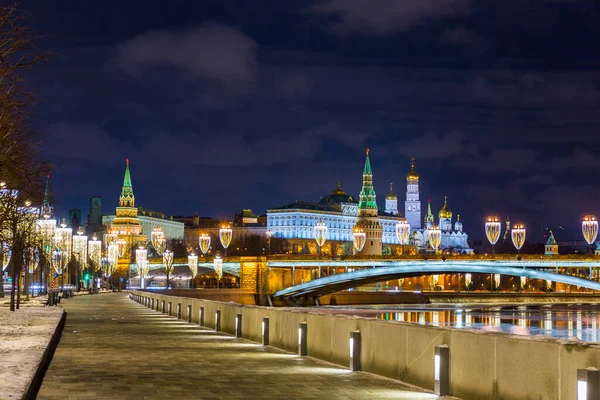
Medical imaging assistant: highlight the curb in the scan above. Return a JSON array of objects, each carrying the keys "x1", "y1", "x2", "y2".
[{"x1": 22, "y1": 309, "x2": 67, "y2": 400}]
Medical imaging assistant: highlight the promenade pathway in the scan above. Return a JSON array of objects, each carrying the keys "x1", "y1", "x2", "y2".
[{"x1": 37, "y1": 293, "x2": 440, "y2": 399}]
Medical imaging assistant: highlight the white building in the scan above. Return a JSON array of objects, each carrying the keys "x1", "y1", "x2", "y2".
[{"x1": 103, "y1": 208, "x2": 184, "y2": 241}]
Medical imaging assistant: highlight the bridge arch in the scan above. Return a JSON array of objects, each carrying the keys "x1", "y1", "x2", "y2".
[{"x1": 273, "y1": 262, "x2": 600, "y2": 298}]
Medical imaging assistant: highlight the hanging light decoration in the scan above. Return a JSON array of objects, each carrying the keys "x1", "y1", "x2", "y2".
[
  {"x1": 27, "y1": 248, "x2": 39, "y2": 274},
  {"x1": 51, "y1": 249, "x2": 65, "y2": 274},
  {"x1": 494, "y1": 274, "x2": 501, "y2": 289},
  {"x1": 352, "y1": 227, "x2": 366, "y2": 253},
  {"x1": 151, "y1": 227, "x2": 166, "y2": 255},
  {"x1": 395, "y1": 220, "x2": 411, "y2": 245},
  {"x1": 214, "y1": 255, "x2": 223, "y2": 280},
  {"x1": 72, "y1": 229, "x2": 88, "y2": 271},
  {"x1": 485, "y1": 216, "x2": 502, "y2": 254},
  {"x1": 314, "y1": 220, "x2": 328, "y2": 256},
  {"x1": 428, "y1": 225, "x2": 442, "y2": 252},
  {"x1": 188, "y1": 253, "x2": 198, "y2": 278},
  {"x1": 546, "y1": 279, "x2": 552, "y2": 290},
  {"x1": 36, "y1": 218, "x2": 56, "y2": 256},
  {"x1": 136, "y1": 247, "x2": 148, "y2": 289},
  {"x1": 107, "y1": 243, "x2": 118, "y2": 277},
  {"x1": 88, "y1": 236, "x2": 102, "y2": 271},
  {"x1": 163, "y1": 249, "x2": 174, "y2": 280},
  {"x1": 432, "y1": 275, "x2": 440, "y2": 287},
  {"x1": 465, "y1": 273, "x2": 472, "y2": 290},
  {"x1": 1, "y1": 242, "x2": 11, "y2": 272},
  {"x1": 199, "y1": 233, "x2": 211, "y2": 255},
  {"x1": 582, "y1": 215, "x2": 598, "y2": 254},
  {"x1": 54, "y1": 221, "x2": 72, "y2": 257},
  {"x1": 511, "y1": 224, "x2": 526, "y2": 253},
  {"x1": 520, "y1": 276, "x2": 526, "y2": 290},
  {"x1": 219, "y1": 225, "x2": 233, "y2": 254}
]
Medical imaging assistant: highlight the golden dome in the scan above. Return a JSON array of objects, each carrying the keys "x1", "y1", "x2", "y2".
[
  {"x1": 439, "y1": 196, "x2": 453, "y2": 219},
  {"x1": 406, "y1": 157, "x2": 419, "y2": 180},
  {"x1": 385, "y1": 182, "x2": 397, "y2": 200},
  {"x1": 331, "y1": 181, "x2": 346, "y2": 196}
]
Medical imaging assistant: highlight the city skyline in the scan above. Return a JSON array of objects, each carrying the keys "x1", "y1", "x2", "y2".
[{"x1": 23, "y1": 0, "x2": 600, "y2": 241}]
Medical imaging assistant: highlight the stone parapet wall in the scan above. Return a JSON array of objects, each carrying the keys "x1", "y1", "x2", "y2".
[{"x1": 132, "y1": 290, "x2": 595, "y2": 400}]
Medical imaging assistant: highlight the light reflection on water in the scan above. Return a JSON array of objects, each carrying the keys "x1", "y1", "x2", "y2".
[{"x1": 332, "y1": 304, "x2": 600, "y2": 342}]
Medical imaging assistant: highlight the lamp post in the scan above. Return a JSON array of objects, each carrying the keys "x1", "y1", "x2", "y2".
[
  {"x1": 188, "y1": 253, "x2": 198, "y2": 288},
  {"x1": 107, "y1": 243, "x2": 118, "y2": 280},
  {"x1": 352, "y1": 227, "x2": 366, "y2": 254},
  {"x1": 51, "y1": 249, "x2": 65, "y2": 293},
  {"x1": 511, "y1": 224, "x2": 526, "y2": 254},
  {"x1": 219, "y1": 225, "x2": 232, "y2": 258},
  {"x1": 151, "y1": 227, "x2": 166, "y2": 256},
  {"x1": 199, "y1": 233, "x2": 211, "y2": 257},
  {"x1": 72, "y1": 229, "x2": 88, "y2": 291},
  {"x1": 136, "y1": 247, "x2": 148, "y2": 289},
  {"x1": 428, "y1": 225, "x2": 442, "y2": 254},
  {"x1": 88, "y1": 236, "x2": 102, "y2": 292},
  {"x1": 582, "y1": 215, "x2": 598, "y2": 255},
  {"x1": 485, "y1": 216, "x2": 502, "y2": 255},
  {"x1": 214, "y1": 255, "x2": 223, "y2": 288},
  {"x1": 163, "y1": 249, "x2": 174, "y2": 289},
  {"x1": 53, "y1": 221, "x2": 71, "y2": 290},
  {"x1": 314, "y1": 220, "x2": 328, "y2": 257},
  {"x1": 395, "y1": 220, "x2": 410, "y2": 256}
]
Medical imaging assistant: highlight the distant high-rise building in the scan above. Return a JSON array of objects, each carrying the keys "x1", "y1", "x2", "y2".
[
  {"x1": 69, "y1": 208, "x2": 82, "y2": 230},
  {"x1": 87, "y1": 196, "x2": 103, "y2": 226}
]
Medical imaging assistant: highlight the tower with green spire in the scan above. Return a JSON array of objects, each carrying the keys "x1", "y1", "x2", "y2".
[
  {"x1": 40, "y1": 173, "x2": 54, "y2": 219},
  {"x1": 425, "y1": 199, "x2": 434, "y2": 228},
  {"x1": 119, "y1": 158, "x2": 135, "y2": 207},
  {"x1": 354, "y1": 149, "x2": 383, "y2": 255}
]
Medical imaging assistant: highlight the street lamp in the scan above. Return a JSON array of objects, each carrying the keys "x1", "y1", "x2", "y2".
[
  {"x1": 352, "y1": 227, "x2": 366, "y2": 253},
  {"x1": 136, "y1": 247, "x2": 148, "y2": 289},
  {"x1": 485, "y1": 216, "x2": 502, "y2": 254},
  {"x1": 199, "y1": 233, "x2": 211, "y2": 256},
  {"x1": 88, "y1": 236, "x2": 102, "y2": 291},
  {"x1": 188, "y1": 253, "x2": 198, "y2": 288},
  {"x1": 151, "y1": 227, "x2": 166, "y2": 256},
  {"x1": 396, "y1": 220, "x2": 410, "y2": 256},
  {"x1": 214, "y1": 255, "x2": 223, "y2": 288},
  {"x1": 163, "y1": 249, "x2": 174, "y2": 289},
  {"x1": 428, "y1": 225, "x2": 442, "y2": 253},
  {"x1": 511, "y1": 224, "x2": 526, "y2": 254},
  {"x1": 72, "y1": 229, "x2": 88, "y2": 290},
  {"x1": 219, "y1": 225, "x2": 233, "y2": 258},
  {"x1": 314, "y1": 220, "x2": 328, "y2": 257},
  {"x1": 107, "y1": 243, "x2": 118, "y2": 279},
  {"x1": 582, "y1": 215, "x2": 598, "y2": 254}
]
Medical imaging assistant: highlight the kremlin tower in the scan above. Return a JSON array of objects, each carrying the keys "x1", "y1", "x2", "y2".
[
  {"x1": 354, "y1": 149, "x2": 383, "y2": 255},
  {"x1": 109, "y1": 159, "x2": 146, "y2": 258},
  {"x1": 405, "y1": 158, "x2": 421, "y2": 230},
  {"x1": 385, "y1": 182, "x2": 398, "y2": 215}
]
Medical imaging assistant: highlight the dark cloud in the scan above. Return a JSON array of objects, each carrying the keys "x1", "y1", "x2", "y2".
[
  {"x1": 311, "y1": 0, "x2": 472, "y2": 35},
  {"x1": 113, "y1": 22, "x2": 257, "y2": 88}
]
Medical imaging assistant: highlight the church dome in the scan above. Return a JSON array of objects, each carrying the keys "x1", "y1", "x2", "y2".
[
  {"x1": 406, "y1": 158, "x2": 419, "y2": 180},
  {"x1": 439, "y1": 196, "x2": 453, "y2": 219},
  {"x1": 320, "y1": 182, "x2": 356, "y2": 204},
  {"x1": 385, "y1": 182, "x2": 397, "y2": 200}
]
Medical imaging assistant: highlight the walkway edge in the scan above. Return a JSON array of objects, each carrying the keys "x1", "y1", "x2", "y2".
[{"x1": 22, "y1": 309, "x2": 66, "y2": 400}]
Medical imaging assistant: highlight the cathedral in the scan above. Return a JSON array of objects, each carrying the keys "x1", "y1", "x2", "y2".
[{"x1": 267, "y1": 151, "x2": 472, "y2": 255}]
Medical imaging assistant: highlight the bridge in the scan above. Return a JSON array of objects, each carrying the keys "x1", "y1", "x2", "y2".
[{"x1": 273, "y1": 259, "x2": 600, "y2": 299}]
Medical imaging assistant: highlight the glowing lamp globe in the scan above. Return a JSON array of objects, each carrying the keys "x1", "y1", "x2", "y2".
[
  {"x1": 219, "y1": 226, "x2": 233, "y2": 249},
  {"x1": 485, "y1": 216, "x2": 502, "y2": 246},
  {"x1": 428, "y1": 225, "x2": 442, "y2": 251},
  {"x1": 314, "y1": 221, "x2": 328, "y2": 247},
  {"x1": 199, "y1": 233, "x2": 211, "y2": 255},
  {"x1": 151, "y1": 227, "x2": 166, "y2": 255},
  {"x1": 511, "y1": 224, "x2": 526, "y2": 251},
  {"x1": 582, "y1": 215, "x2": 598, "y2": 245},
  {"x1": 352, "y1": 228, "x2": 366, "y2": 252},
  {"x1": 395, "y1": 221, "x2": 411, "y2": 246},
  {"x1": 188, "y1": 253, "x2": 198, "y2": 278},
  {"x1": 214, "y1": 255, "x2": 223, "y2": 280}
]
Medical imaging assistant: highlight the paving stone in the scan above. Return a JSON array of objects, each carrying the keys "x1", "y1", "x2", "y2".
[{"x1": 38, "y1": 293, "x2": 439, "y2": 399}]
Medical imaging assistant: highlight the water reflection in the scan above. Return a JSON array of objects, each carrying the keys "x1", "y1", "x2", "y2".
[{"x1": 368, "y1": 304, "x2": 600, "y2": 342}]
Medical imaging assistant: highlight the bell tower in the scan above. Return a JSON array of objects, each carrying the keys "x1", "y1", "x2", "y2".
[
  {"x1": 405, "y1": 158, "x2": 421, "y2": 230},
  {"x1": 355, "y1": 149, "x2": 383, "y2": 255}
]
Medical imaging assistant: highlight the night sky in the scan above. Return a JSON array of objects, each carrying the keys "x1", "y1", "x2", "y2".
[{"x1": 23, "y1": 0, "x2": 600, "y2": 241}]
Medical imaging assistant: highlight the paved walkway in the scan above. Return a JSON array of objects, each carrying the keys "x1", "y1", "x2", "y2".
[{"x1": 38, "y1": 293, "x2": 440, "y2": 399}]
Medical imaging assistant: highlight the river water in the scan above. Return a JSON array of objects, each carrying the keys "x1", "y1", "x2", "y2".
[{"x1": 320, "y1": 304, "x2": 600, "y2": 342}]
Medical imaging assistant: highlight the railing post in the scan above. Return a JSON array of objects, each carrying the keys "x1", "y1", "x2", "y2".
[
  {"x1": 298, "y1": 322, "x2": 307, "y2": 356},
  {"x1": 187, "y1": 305, "x2": 192, "y2": 323},
  {"x1": 262, "y1": 317, "x2": 269, "y2": 346},
  {"x1": 235, "y1": 313, "x2": 242, "y2": 338}
]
